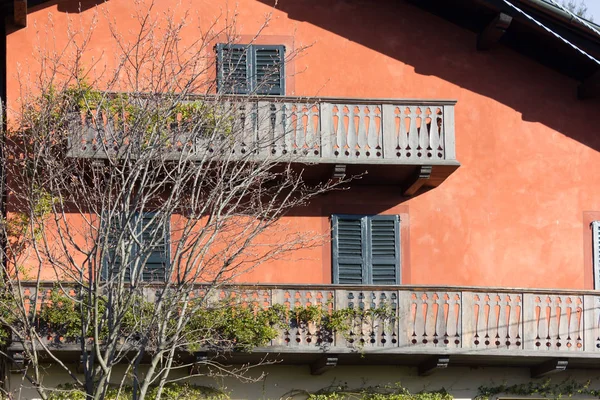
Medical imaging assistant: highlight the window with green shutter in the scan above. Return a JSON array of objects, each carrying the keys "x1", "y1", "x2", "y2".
[
  {"x1": 592, "y1": 221, "x2": 600, "y2": 289},
  {"x1": 216, "y1": 44, "x2": 285, "y2": 95},
  {"x1": 103, "y1": 212, "x2": 170, "y2": 282},
  {"x1": 332, "y1": 215, "x2": 400, "y2": 285}
]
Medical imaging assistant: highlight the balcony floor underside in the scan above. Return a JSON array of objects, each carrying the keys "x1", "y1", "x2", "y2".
[{"x1": 8, "y1": 343, "x2": 600, "y2": 372}]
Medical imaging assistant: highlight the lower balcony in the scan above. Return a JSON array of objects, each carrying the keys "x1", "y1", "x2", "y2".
[
  {"x1": 67, "y1": 96, "x2": 459, "y2": 194},
  {"x1": 10, "y1": 284, "x2": 600, "y2": 374}
]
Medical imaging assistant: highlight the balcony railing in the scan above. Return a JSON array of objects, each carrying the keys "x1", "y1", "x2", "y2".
[
  {"x1": 67, "y1": 96, "x2": 457, "y2": 165},
  {"x1": 12, "y1": 284, "x2": 600, "y2": 358}
]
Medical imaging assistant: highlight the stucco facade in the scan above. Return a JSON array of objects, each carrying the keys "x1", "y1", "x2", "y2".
[{"x1": 3, "y1": 0, "x2": 600, "y2": 398}]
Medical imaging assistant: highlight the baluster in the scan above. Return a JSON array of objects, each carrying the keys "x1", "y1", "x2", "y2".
[
  {"x1": 428, "y1": 107, "x2": 440, "y2": 159},
  {"x1": 303, "y1": 104, "x2": 313, "y2": 155},
  {"x1": 345, "y1": 106, "x2": 356, "y2": 158},
  {"x1": 257, "y1": 101, "x2": 271, "y2": 156},
  {"x1": 320, "y1": 103, "x2": 331, "y2": 158},
  {"x1": 332, "y1": 105, "x2": 345, "y2": 157},
  {"x1": 282, "y1": 103, "x2": 293, "y2": 156},
  {"x1": 365, "y1": 106, "x2": 381, "y2": 158},
  {"x1": 356, "y1": 106, "x2": 367, "y2": 158},
  {"x1": 418, "y1": 107, "x2": 428, "y2": 157},
  {"x1": 407, "y1": 106, "x2": 419, "y2": 159}
]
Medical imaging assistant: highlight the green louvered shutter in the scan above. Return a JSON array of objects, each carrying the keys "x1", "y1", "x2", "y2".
[
  {"x1": 368, "y1": 216, "x2": 400, "y2": 285},
  {"x1": 253, "y1": 45, "x2": 285, "y2": 95},
  {"x1": 139, "y1": 213, "x2": 169, "y2": 282},
  {"x1": 217, "y1": 44, "x2": 251, "y2": 94},
  {"x1": 593, "y1": 221, "x2": 600, "y2": 290},
  {"x1": 332, "y1": 215, "x2": 365, "y2": 284}
]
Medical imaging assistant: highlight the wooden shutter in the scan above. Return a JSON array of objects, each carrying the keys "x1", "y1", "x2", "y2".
[
  {"x1": 139, "y1": 213, "x2": 169, "y2": 282},
  {"x1": 332, "y1": 215, "x2": 365, "y2": 284},
  {"x1": 368, "y1": 216, "x2": 400, "y2": 285},
  {"x1": 593, "y1": 221, "x2": 600, "y2": 289},
  {"x1": 217, "y1": 44, "x2": 251, "y2": 94},
  {"x1": 253, "y1": 45, "x2": 285, "y2": 95},
  {"x1": 332, "y1": 215, "x2": 400, "y2": 285}
]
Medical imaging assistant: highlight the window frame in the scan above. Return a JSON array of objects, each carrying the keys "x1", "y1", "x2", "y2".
[
  {"x1": 331, "y1": 214, "x2": 401, "y2": 285},
  {"x1": 592, "y1": 220, "x2": 600, "y2": 289},
  {"x1": 216, "y1": 43, "x2": 286, "y2": 95}
]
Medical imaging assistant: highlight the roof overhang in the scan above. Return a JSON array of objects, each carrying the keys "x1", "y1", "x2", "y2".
[{"x1": 407, "y1": 0, "x2": 600, "y2": 99}]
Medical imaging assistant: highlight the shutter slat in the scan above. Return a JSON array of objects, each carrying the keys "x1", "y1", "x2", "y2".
[{"x1": 338, "y1": 262, "x2": 363, "y2": 284}]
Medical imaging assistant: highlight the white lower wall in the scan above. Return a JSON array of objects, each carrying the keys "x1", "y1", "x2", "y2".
[{"x1": 8, "y1": 364, "x2": 600, "y2": 400}]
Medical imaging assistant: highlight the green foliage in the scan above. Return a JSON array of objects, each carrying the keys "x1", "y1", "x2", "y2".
[
  {"x1": 476, "y1": 378, "x2": 600, "y2": 400},
  {"x1": 64, "y1": 81, "x2": 104, "y2": 111},
  {"x1": 289, "y1": 383, "x2": 452, "y2": 400},
  {"x1": 39, "y1": 290, "x2": 85, "y2": 338},
  {"x1": 21, "y1": 80, "x2": 235, "y2": 151},
  {"x1": 287, "y1": 303, "x2": 396, "y2": 348},
  {"x1": 47, "y1": 382, "x2": 228, "y2": 400},
  {"x1": 185, "y1": 301, "x2": 285, "y2": 352},
  {"x1": 169, "y1": 101, "x2": 234, "y2": 138},
  {"x1": 6, "y1": 285, "x2": 397, "y2": 353}
]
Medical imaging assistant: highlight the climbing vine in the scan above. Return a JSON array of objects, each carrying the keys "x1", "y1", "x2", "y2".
[
  {"x1": 285, "y1": 383, "x2": 452, "y2": 400},
  {"x1": 46, "y1": 383, "x2": 228, "y2": 400},
  {"x1": 476, "y1": 378, "x2": 600, "y2": 400},
  {"x1": 286, "y1": 379, "x2": 600, "y2": 400},
  {"x1": 2, "y1": 288, "x2": 396, "y2": 352}
]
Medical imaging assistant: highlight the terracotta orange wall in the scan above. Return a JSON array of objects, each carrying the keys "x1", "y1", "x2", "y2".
[{"x1": 5, "y1": 0, "x2": 600, "y2": 289}]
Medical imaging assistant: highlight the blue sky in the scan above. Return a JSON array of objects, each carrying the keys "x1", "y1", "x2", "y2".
[{"x1": 585, "y1": 0, "x2": 600, "y2": 21}]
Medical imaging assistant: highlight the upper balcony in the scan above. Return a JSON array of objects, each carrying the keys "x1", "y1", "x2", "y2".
[{"x1": 67, "y1": 95, "x2": 459, "y2": 194}]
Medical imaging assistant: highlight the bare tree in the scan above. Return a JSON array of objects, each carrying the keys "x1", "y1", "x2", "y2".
[
  {"x1": 561, "y1": 0, "x2": 594, "y2": 21},
  {"x1": 0, "y1": 2, "x2": 340, "y2": 399}
]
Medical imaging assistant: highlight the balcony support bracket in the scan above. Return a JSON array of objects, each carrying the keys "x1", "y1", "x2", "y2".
[
  {"x1": 189, "y1": 351, "x2": 209, "y2": 375},
  {"x1": 477, "y1": 12, "x2": 512, "y2": 51},
  {"x1": 332, "y1": 164, "x2": 346, "y2": 179},
  {"x1": 310, "y1": 356, "x2": 338, "y2": 375},
  {"x1": 403, "y1": 165, "x2": 432, "y2": 196},
  {"x1": 9, "y1": 352, "x2": 25, "y2": 372},
  {"x1": 418, "y1": 356, "x2": 450, "y2": 376},
  {"x1": 531, "y1": 358, "x2": 568, "y2": 379},
  {"x1": 76, "y1": 355, "x2": 85, "y2": 373},
  {"x1": 578, "y1": 70, "x2": 600, "y2": 100}
]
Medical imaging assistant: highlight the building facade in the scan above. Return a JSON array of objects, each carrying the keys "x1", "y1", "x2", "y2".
[{"x1": 2, "y1": 0, "x2": 600, "y2": 398}]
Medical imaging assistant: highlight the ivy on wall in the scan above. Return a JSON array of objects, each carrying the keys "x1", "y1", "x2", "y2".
[
  {"x1": 476, "y1": 378, "x2": 600, "y2": 400},
  {"x1": 285, "y1": 378, "x2": 600, "y2": 400},
  {"x1": 46, "y1": 383, "x2": 228, "y2": 400},
  {"x1": 287, "y1": 383, "x2": 453, "y2": 400}
]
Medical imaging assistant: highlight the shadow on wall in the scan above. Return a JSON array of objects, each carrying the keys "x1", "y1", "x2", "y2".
[
  {"x1": 5, "y1": 0, "x2": 108, "y2": 35},
  {"x1": 29, "y1": 0, "x2": 102, "y2": 12},
  {"x1": 256, "y1": 0, "x2": 600, "y2": 152},
  {"x1": 16, "y1": 0, "x2": 600, "y2": 151}
]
